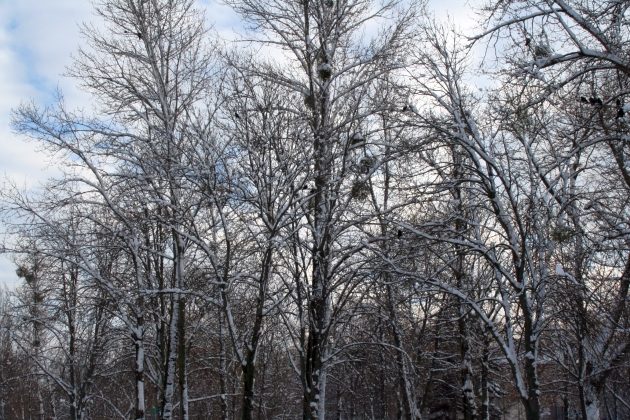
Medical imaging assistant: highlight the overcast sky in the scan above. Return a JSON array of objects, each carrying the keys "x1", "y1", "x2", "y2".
[{"x1": 0, "y1": 0, "x2": 476, "y2": 289}]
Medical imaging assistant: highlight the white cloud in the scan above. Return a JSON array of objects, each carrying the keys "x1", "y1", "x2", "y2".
[
  {"x1": 430, "y1": 0, "x2": 479, "y2": 27},
  {"x1": 0, "y1": 0, "x2": 93, "y2": 288},
  {"x1": 0, "y1": 0, "x2": 91, "y2": 184},
  {"x1": 0, "y1": 256, "x2": 17, "y2": 290},
  {"x1": 198, "y1": 0, "x2": 242, "y2": 40}
]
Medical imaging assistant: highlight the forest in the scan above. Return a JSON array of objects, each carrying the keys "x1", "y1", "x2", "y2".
[{"x1": 0, "y1": 0, "x2": 629, "y2": 419}]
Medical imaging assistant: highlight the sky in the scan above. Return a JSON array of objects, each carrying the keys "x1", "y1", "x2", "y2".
[{"x1": 0, "y1": 0, "x2": 476, "y2": 289}]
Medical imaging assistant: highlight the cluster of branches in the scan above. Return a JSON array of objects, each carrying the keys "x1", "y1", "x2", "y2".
[{"x1": 0, "y1": 0, "x2": 629, "y2": 419}]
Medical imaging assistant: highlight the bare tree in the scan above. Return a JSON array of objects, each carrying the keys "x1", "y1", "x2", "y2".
[
  {"x1": 223, "y1": 0, "x2": 420, "y2": 417},
  {"x1": 474, "y1": 1, "x2": 630, "y2": 417}
]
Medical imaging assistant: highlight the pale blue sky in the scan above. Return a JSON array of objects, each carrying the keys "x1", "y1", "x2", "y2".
[{"x1": 0, "y1": 0, "x2": 476, "y2": 289}]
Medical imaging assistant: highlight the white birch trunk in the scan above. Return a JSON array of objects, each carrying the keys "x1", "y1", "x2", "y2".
[
  {"x1": 134, "y1": 325, "x2": 146, "y2": 420},
  {"x1": 584, "y1": 382, "x2": 601, "y2": 420},
  {"x1": 318, "y1": 367, "x2": 327, "y2": 420},
  {"x1": 161, "y1": 297, "x2": 179, "y2": 420}
]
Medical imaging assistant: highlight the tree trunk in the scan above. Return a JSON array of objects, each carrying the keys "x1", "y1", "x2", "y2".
[
  {"x1": 177, "y1": 297, "x2": 188, "y2": 420},
  {"x1": 304, "y1": 308, "x2": 325, "y2": 420},
  {"x1": 522, "y1": 303, "x2": 541, "y2": 420},
  {"x1": 134, "y1": 321, "x2": 146, "y2": 420},
  {"x1": 161, "y1": 296, "x2": 179, "y2": 420},
  {"x1": 305, "y1": 127, "x2": 332, "y2": 420},
  {"x1": 219, "y1": 309, "x2": 229, "y2": 420},
  {"x1": 480, "y1": 334, "x2": 490, "y2": 420},
  {"x1": 241, "y1": 246, "x2": 272, "y2": 420},
  {"x1": 386, "y1": 283, "x2": 420, "y2": 420},
  {"x1": 579, "y1": 369, "x2": 602, "y2": 420}
]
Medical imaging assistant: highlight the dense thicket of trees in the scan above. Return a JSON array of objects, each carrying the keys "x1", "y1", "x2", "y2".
[{"x1": 1, "y1": 0, "x2": 629, "y2": 419}]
